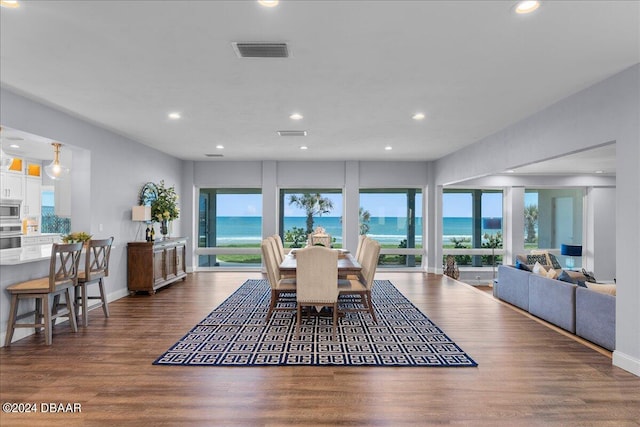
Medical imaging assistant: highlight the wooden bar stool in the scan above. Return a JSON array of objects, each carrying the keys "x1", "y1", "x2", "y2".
[
  {"x1": 75, "y1": 237, "x2": 114, "y2": 327},
  {"x1": 4, "y1": 242, "x2": 83, "y2": 346}
]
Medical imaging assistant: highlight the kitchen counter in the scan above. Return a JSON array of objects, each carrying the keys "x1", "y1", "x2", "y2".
[{"x1": 0, "y1": 244, "x2": 53, "y2": 265}]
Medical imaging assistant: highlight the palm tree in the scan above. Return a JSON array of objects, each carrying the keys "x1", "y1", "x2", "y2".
[
  {"x1": 288, "y1": 193, "x2": 334, "y2": 234},
  {"x1": 524, "y1": 204, "x2": 538, "y2": 243},
  {"x1": 359, "y1": 207, "x2": 371, "y2": 235}
]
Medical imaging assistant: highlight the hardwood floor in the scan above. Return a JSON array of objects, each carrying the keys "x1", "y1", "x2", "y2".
[{"x1": 1, "y1": 272, "x2": 639, "y2": 426}]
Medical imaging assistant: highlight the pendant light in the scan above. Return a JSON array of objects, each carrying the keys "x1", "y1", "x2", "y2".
[
  {"x1": 45, "y1": 142, "x2": 70, "y2": 180},
  {"x1": 0, "y1": 126, "x2": 13, "y2": 170}
]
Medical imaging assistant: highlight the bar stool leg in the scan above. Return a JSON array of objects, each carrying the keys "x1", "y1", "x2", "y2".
[
  {"x1": 98, "y1": 278, "x2": 110, "y2": 318},
  {"x1": 5, "y1": 295, "x2": 19, "y2": 347}
]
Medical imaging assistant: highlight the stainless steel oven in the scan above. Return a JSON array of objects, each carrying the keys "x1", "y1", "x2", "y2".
[
  {"x1": 0, "y1": 222, "x2": 22, "y2": 250},
  {"x1": 0, "y1": 199, "x2": 21, "y2": 222}
]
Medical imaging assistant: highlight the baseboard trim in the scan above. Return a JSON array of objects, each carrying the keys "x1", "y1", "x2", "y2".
[
  {"x1": 613, "y1": 350, "x2": 640, "y2": 377},
  {"x1": 1, "y1": 287, "x2": 130, "y2": 347}
]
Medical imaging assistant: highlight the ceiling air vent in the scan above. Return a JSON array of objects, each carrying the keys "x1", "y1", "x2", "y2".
[
  {"x1": 205, "y1": 153, "x2": 224, "y2": 158},
  {"x1": 277, "y1": 130, "x2": 307, "y2": 137},
  {"x1": 232, "y1": 42, "x2": 289, "y2": 58}
]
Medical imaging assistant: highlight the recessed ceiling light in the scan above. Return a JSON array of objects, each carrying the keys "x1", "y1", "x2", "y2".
[
  {"x1": 168, "y1": 112, "x2": 181, "y2": 120},
  {"x1": 412, "y1": 112, "x2": 425, "y2": 120},
  {"x1": 299, "y1": 146, "x2": 308, "y2": 150},
  {"x1": 506, "y1": 169, "x2": 515, "y2": 173},
  {"x1": 595, "y1": 170, "x2": 604, "y2": 174},
  {"x1": 9, "y1": 144, "x2": 19, "y2": 149},
  {"x1": 385, "y1": 146, "x2": 393, "y2": 151},
  {"x1": 0, "y1": 1, "x2": 20, "y2": 8},
  {"x1": 258, "y1": 0, "x2": 278, "y2": 7},
  {"x1": 216, "y1": 145, "x2": 224, "y2": 150},
  {"x1": 514, "y1": 1, "x2": 540, "y2": 14},
  {"x1": 289, "y1": 113, "x2": 303, "y2": 120}
]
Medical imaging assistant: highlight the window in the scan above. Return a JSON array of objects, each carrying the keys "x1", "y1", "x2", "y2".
[
  {"x1": 279, "y1": 189, "x2": 343, "y2": 248},
  {"x1": 359, "y1": 189, "x2": 423, "y2": 267},
  {"x1": 524, "y1": 188, "x2": 583, "y2": 267},
  {"x1": 198, "y1": 189, "x2": 262, "y2": 268},
  {"x1": 442, "y1": 189, "x2": 503, "y2": 267},
  {"x1": 40, "y1": 187, "x2": 70, "y2": 234}
]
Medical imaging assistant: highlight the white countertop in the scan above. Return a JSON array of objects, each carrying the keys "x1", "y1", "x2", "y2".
[{"x1": 0, "y1": 244, "x2": 53, "y2": 265}]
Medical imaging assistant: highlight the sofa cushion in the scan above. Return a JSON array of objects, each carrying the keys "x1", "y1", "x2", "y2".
[
  {"x1": 545, "y1": 268, "x2": 559, "y2": 279},
  {"x1": 529, "y1": 274, "x2": 576, "y2": 333},
  {"x1": 527, "y1": 254, "x2": 549, "y2": 266},
  {"x1": 515, "y1": 258, "x2": 532, "y2": 272},
  {"x1": 532, "y1": 262, "x2": 547, "y2": 276},
  {"x1": 547, "y1": 253, "x2": 562, "y2": 270},
  {"x1": 576, "y1": 286, "x2": 616, "y2": 350},
  {"x1": 585, "y1": 282, "x2": 616, "y2": 296},
  {"x1": 496, "y1": 265, "x2": 530, "y2": 311}
]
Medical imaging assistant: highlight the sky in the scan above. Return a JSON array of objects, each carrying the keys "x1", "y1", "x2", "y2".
[{"x1": 209, "y1": 191, "x2": 539, "y2": 217}]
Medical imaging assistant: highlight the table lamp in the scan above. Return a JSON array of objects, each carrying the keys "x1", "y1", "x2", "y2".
[
  {"x1": 132, "y1": 205, "x2": 151, "y2": 241},
  {"x1": 560, "y1": 244, "x2": 582, "y2": 269}
]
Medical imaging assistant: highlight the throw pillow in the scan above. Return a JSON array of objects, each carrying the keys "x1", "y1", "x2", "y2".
[
  {"x1": 532, "y1": 261, "x2": 547, "y2": 276},
  {"x1": 515, "y1": 258, "x2": 532, "y2": 272},
  {"x1": 547, "y1": 253, "x2": 563, "y2": 270},
  {"x1": 557, "y1": 270, "x2": 579, "y2": 285},
  {"x1": 582, "y1": 269, "x2": 597, "y2": 283},
  {"x1": 527, "y1": 254, "x2": 549, "y2": 266},
  {"x1": 585, "y1": 282, "x2": 616, "y2": 296},
  {"x1": 546, "y1": 268, "x2": 559, "y2": 279}
]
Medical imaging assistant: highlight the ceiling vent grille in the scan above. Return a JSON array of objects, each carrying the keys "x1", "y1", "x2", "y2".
[
  {"x1": 205, "y1": 153, "x2": 224, "y2": 158},
  {"x1": 277, "y1": 130, "x2": 307, "y2": 137},
  {"x1": 232, "y1": 42, "x2": 289, "y2": 58}
]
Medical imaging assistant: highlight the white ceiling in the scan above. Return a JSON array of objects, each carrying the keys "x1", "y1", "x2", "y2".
[{"x1": 1, "y1": 1, "x2": 638, "y2": 168}]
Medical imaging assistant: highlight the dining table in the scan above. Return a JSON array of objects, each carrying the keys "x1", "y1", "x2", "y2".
[{"x1": 279, "y1": 249, "x2": 362, "y2": 277}]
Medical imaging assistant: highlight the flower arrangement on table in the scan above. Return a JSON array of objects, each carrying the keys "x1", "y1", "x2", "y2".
[
  {"x1": 150, "y1": 180, "x2": 179, "y2": 238},
  {"x1": 61, "y1": 231, "x2": 92, "y2": 244}
]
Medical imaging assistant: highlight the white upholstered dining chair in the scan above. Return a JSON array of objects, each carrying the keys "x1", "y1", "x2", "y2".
[
  {"x1": 338, "y1": 237, "x2": 380, "y2": 323},
  {"x1": 261, "y1": 237, "x2": 296, "y2": 321},
  {"x1": 295, "y1": 245, "x2": 340, "y2": 340}
]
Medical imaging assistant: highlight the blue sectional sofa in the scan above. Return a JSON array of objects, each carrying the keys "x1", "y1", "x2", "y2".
[{"x1": 495, "y1": 265, "x2": 616, "y2": 351}]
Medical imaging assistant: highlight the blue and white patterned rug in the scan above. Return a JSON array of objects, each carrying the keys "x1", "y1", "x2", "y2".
[{"x1": 153, "y1": 279, "x2": 477, "y2": 367}]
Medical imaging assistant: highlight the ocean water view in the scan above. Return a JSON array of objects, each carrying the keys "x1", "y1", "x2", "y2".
[{"x1": 211, "y1": 217, "x2": 498, "y2": 246}]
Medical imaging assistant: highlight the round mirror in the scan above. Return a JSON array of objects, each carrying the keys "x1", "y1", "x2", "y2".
[{"x1": 138, "y1": 182, "x2": 158, "y2": 206}]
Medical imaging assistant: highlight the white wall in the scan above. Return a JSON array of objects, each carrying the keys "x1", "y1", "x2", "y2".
[
  {"x1": 433, "y1": 64, "x2": 640, "y2": 376},
  {"x1": 1, "y1": 88, "x2": 184, "y2": 345}
]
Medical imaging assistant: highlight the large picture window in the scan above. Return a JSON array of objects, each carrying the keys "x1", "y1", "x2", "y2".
[
  {"x1": 524, "y1": 188, "x2": 583, "y2": 267},
  {"x1": 442, "y1": 189, "x2": 503, "y2": 267},
  {"x1": 359, "y1": 189, "x2": 423, "y2": 268},
  {"x1": 279, "y1": 189, "x2": 343, "y2": 248},
  {"x1": 198, "y1": 188, "x2": 262, "y2": 268}
]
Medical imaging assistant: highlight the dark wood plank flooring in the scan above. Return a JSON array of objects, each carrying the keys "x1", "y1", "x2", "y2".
[{"x1": 1, "y1": 272, "x2": 639, "y2": 426}]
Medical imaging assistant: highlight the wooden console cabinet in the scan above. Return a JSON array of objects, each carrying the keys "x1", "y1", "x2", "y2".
[{"x1": 127, "y1": 238, "x2": 187, "y2": 295}]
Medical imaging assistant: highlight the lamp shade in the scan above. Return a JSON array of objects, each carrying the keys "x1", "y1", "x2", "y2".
[
  {"x1": 132, "y1": 205, "x2": 151, "y2": 221},
  {"x1": 560, "y1": 244, "x2": 582, "y2": 257}
]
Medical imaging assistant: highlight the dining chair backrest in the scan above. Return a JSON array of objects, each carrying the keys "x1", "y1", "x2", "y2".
[
  {"x1": 359, "y1": 238, "x2": 381, "y2": 290},
  {"x1": 84, "y1": 237, "x2": 114, "y2": 282},
  {"x1": 355, "y1": 234, "x2": 367, "y2": 263},
  {"x1": 308, "y1": 233, "x2": 331, "y2": 248},
  {"x1": 272, "y1": 234, "x2": 286, "y2": 263},
  {"x1": 295, "y1": 245, "x2": 338, "y2": 303},
  {"x1": 261, "y1": 238, "x2": 278, "y2": 289},
  {"x1": 49, "y1": 242, "x2": 83, "y2": 292},
  {"x1": 268, "y1": 235, "x2": 284, "y2": 264}
]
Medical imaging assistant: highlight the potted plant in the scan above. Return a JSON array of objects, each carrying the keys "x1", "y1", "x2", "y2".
[
  {"x1": 151, "y1": 180, "x2": 179, "y2": 239},
  {"x1": 61, "y1": 231, "x2": 92, "y2": 247}
]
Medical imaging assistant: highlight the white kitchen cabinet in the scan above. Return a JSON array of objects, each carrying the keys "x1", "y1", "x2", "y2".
[
  {"x1": 0, "y1": 171, "x2": 24, "y2": 200},
  {"x1": 24, "y1": 176, "x2": 42, "y2": 223}
]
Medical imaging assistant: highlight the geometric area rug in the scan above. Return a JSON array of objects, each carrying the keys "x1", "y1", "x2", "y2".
[{"x1": 153, "y1": 279, "x2": 477, "y2": 367}]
